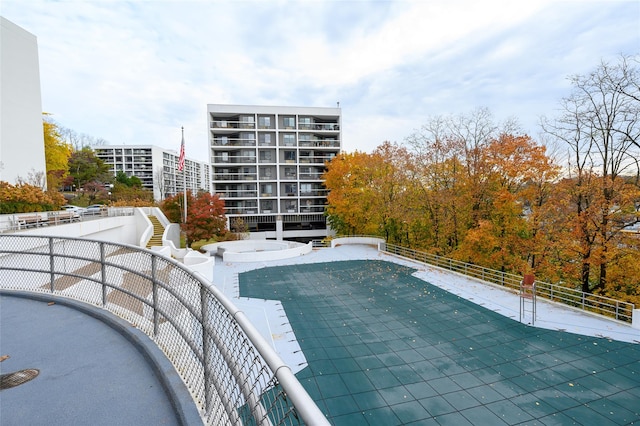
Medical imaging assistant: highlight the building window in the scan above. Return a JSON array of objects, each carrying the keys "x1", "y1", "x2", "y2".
[
  {"x1": 259, "y1": 151, "x2": 272, "y2": 162},
  {"x1": 285, "y1": 200, "x2": 297, "y2": 212},
  {"x1": 261, "y1": 184, "x2": 273, "y2": 195},
  {"x1": 285, "y1": 167, "x2": 296, "y2": 178},
  {"x1": 283, "y1": 134, "x2": 295, "y2": 146},
  {"x1": 240, "y1": 115, "x2": 254, "y2": 128},
  {"x1": 299, "y1": 117, "x2": 311, "y2": 129},
  {"x1": 240, "y1": 132, "x2": 255, "y2": 144},
  {"x1": 258, "y1": 116, "x2": 271, "y2": 128},
  {"x1": 259, "y1": 133, "x2": 272, "y2": 145},
  {"x1": 284, "y1": 151, "x2": 296, "y2": 162},
  {"x1": 285, "y1": 183, "x2": 297, "y2": 195},
  {"x1": 283, "y1": 116, "x2": 295, "y2": 129}
]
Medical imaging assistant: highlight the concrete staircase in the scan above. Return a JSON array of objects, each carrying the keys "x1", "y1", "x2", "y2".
[{"x1": 146, "y1": 216, "x2": 164, "y2": 249}]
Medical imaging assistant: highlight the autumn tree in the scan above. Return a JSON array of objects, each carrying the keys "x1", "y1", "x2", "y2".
[
  {"x1": 324, "y1": 151, "x2": 380, "y2": 235},
  {"x1": 369, "y1": 142, "x2": 416, "y2": 243},
  {"x1": 406, "y1": 117, "x2": 469, "y2": 254},
  {"x1": 160, "y1": 191, "x2": 227, "y2": 246},
  {"x1": 542, "y1": 54, "x2": 640, "y2": 293},
  {"x1": 43, "y1": 114, "x2": 72, "y2": 191},
  {"x1": 160, "y1": 192, "x2": 184, "y2": 224},
  {"x1": 0, "y1": 181, "x2": 65, "y2": 213},
  {"x1": 404, "y1": 109, "x2": 521, "y2": 255},
  {"x1": 448, "y1": 134, "x2": 559, "y2": 275},
  {"x1": 323, "y1": 147, "x2": 408, "y2": 238}
]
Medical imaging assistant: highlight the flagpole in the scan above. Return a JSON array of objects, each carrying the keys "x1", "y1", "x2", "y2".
[{"x1": 181, "y1": 127, "x2": 187, "y2": 225}]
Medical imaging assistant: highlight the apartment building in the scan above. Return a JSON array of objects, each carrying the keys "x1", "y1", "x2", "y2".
[
  {"x1": 208, "y1": 104, "x2": 341, "y2": 240},
  {"x1": 93, "y1": 145, "x2": 210, "y2": 201}
]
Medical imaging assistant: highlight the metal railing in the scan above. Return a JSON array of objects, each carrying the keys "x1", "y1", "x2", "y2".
[
  {"x1": 381, "y1": 242, "x2": 634, "y2": 323},
  {"x1": 0, "y1": 235, "x2": 328, "y2": 426},
  {"x1": 0, "y1": 208, "x2": 135, "y2": 233}
]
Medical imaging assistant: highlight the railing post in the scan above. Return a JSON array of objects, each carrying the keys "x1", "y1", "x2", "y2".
[
  {"x1": 151, "y1": 255, "x2": 160, "y2": 336},
  {"x1": 100, "y1": 242, "x2": 107, "y2": 306},
  {"x1": 200, "y1": 285, "x2": 212, "y2": 413},
  {"x1": 49, "y1": 237, "x2": 55, "y2": 293}
]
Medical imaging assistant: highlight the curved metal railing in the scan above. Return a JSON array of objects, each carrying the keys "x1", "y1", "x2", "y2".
[{"x1": 0, "y1": 235, "x2": 329, "y2": 426}]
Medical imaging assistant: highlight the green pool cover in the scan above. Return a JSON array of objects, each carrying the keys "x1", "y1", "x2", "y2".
[{"x1": 240, "y1": 260, "x2": 640, "y2": 425}]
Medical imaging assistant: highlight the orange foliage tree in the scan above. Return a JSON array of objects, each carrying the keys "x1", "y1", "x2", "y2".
[
  {"x1": 0, "y1": 181, "x2": 66, "y2": 213},
  {"x1": 160, "y1": 191, "x2": 227, "y2": 246},
  {"x1": 324, "y1": 144, "x2": 414, "y2": 240}
]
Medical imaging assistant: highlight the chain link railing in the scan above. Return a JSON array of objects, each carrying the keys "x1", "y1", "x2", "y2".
[
  {"x1": 381, "y1": 242, "x2": 634, "y2": 323},
  {"x1": 0, "y1": 235, "x2": 328, "y2": 426}
]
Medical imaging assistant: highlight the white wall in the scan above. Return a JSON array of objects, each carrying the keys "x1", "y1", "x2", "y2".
[
  {"x1": 12, "y1": 216, "x2": 139, "y2": 245},
  {"x1": 0, "y1": 17, "x2": 46, "y2": 185}
]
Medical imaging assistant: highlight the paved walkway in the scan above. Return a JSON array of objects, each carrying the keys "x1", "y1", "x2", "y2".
[{"x1": 0, "y1": 292, "x2": 202, "y2": 426}]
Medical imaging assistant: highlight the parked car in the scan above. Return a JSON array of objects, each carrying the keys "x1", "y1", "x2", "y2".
[
  {"x1": 85, "y1": 204, "x2": 107, "y2": 215},
  {"x1": 61, "y1": 205, "x2": 86, "y2": 217}
]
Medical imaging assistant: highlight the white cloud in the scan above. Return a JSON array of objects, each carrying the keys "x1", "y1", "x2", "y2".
[{"x1": 1, "y1": 0, "x2": 638, "y2": 160}]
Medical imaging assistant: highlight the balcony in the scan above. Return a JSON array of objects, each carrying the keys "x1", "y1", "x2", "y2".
[
  {"x1": 298, "y1": 139, "x2": 340, "y2": 148},
  {"x1": 300, "y1": 189, "x2": 328, "y2": 197},
  {"x1": 213, "y1": 173, "x2": 257, "y2": 181},
  {"x1": 210, "y1": 120, "x2": 255, "y2": 129},
  {"x1": 213, "y1": 155, "x2": 257, "y2": 164},
  {"x1": 211, "y1": 138, "x2": 256, "y2": 147},
  {"x1": 298, "y1": 155, "x2": 335, "y2": 164},
  {"x1": 298, "y1": 123, "x2": 339, "y2": 131},
  {"x1": 299, "y1": 172, "x2": 324, "y2": 180}
]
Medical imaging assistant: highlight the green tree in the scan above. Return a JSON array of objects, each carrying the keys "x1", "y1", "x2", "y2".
[
  {"x1": 68, "y1": 147, "x2": 112, "y2": 190},
  {"x1": 115, "y1": 170, "x2": 142, "y2": 188}
]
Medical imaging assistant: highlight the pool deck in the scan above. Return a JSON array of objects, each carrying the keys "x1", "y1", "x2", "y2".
[
  {"x1": 212, "y1": 244, "x2": 639, "y2": 356},
  {"x1": 211, "y1": 244, "x2": 640, "y2": 425}
]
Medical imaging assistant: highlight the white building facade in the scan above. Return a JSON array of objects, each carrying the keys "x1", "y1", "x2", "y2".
[
  {"x1": 208, "y1": 104, "x2": 341, "y2": 241},
  {"x1": 92, "y1": 145, "x2": 210, "y2": 201},
  {"x1": 0, "y1": 17, "x2": 46, "y2": 185}
]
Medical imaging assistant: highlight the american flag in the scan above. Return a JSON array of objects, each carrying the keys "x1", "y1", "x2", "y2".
[{"x1": 178, "y1": 128, "x2": 185, "y2": 171}]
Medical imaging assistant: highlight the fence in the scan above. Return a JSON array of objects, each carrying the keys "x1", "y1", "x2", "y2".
[
  {"x1": 0, "y1": 235, "x2": 328, "y2": 426},
  {"x1": 381, "y1": 242, "x2": 634, "y2": 323},
  {"x1": 0, "y1": 207, "x2": 135, "y2": 233}
]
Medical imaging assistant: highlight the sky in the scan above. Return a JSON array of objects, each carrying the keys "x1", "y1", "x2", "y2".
[{"x1": 2, "y1": 0, "x2": 639, "y2": 161}]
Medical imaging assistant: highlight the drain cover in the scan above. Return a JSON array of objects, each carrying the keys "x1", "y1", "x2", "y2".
[{"x1": 0, "y1": 369, "x2": 40, "y2": 390}]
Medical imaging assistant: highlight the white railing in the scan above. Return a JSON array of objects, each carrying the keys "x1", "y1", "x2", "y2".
[{"x1": 381, "y1": 242, "x2": 635, "y2": 323}]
